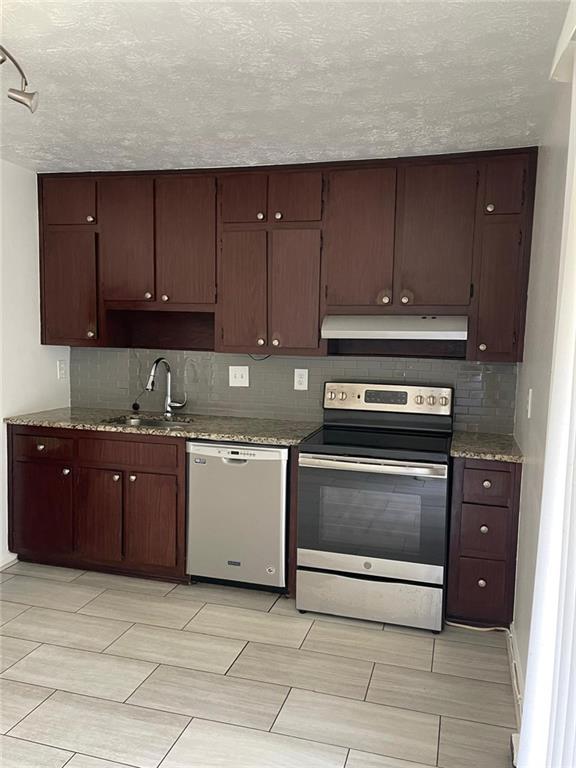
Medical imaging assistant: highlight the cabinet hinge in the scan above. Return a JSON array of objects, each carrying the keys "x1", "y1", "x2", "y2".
[
  {"x1": 518, "y1": 229, "x2": 523, "y2": 246},
  {"x1": 470, "y1": 283, "x2": 474, "y2": 299}
]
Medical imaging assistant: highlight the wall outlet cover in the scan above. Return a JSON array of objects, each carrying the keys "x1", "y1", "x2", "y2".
[
  {"x1": 57, "y1": 359, "x2": 68, "y2": 381},
  {"x1": 229, "y1": 366, "x2": 249, "y2": 387},
  {"x1": 294, "y1": 368, "x2": 309, "y2": 391}
]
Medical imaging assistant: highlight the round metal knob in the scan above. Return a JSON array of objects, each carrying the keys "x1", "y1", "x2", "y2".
[
  {"x1": 439, "y1": 396, "x2": 449, "y2": 406},
  {"x1": 486, "y1": 203, "x2": 495, "y2": 213},
  {"x1": 86, "y1": 215, "x2": 95, "y2": 222},
  {"x1": 86, "y1": 330, "x2": 95, "y2": 339},
  {"x1": 161, "y1": 295, "x2": 169, "y2": 302},
  {"x1": 274, "y1": 212, "x2": 283, "y2": 220},
  {"x1": 144, "y1": 292, "x2": 152, "y2": 300},
  {"x1": 363, "y1": 561, "x2": 372, "y2": 570},
  {"x1": 112, "y1": 474, "x2": 121, "y2": 482},
  {"x1": 480, "y1": 525, "x2": 489, "y2": 534},
  {"x1": 478, "y1": 343, "x2": 487, "y2": 352},
  {"x1": 327, "y1": 391, "x2": 336, "y2": 400},
  {"x1": 256, "y1": 212, "x2": 265, "y2": 220},
  {"x1": 257, "y1": 338, "x2": 265, "y2": 346},
  {"x1": 62, "y1": 468, "x2": 71, "y2": 476},
  {"x1": 478, "y1": 579, "x2": 487, "y2": 588},
  {"x1": 272, "y1": 339, "x2": 280, "y2": 347},
  {"x1": 381, "y1": 296, "x2": 391, "y2": 305},
  {"x1": 401, "y1": 296, "x2": 410, "y2": 305},
  {"x1": 427, "y1": 395, "x2": 437, "y2": 406},
  {"x1": 36, "y1": 444, "x2": 45, "y2": 452},
  {"x1": 338, "y1": 392, "x2": 348, "y2": 401},
  {"x1": 482, "y1": 480, "x2": 492, "y2": 489},
  {"x1": 415, "y1": 395, "x2": 425, "y2": 405},
  {"x1": 129, "y1": 474, "x2": 137, "y2": 482}
]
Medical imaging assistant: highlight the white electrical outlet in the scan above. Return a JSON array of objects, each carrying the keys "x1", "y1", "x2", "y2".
[
  {"x1": 294, "y1": 368, "x2": 308, "y2": 391},
  {"x1": 229, "y1": 366, "x2": 249, "y2": 387},
  {"x1": 57, "y1": 359, "x2": 68, "y2": 381},
  {"x1": 527, "y1": 387, "x2": 533, "y2": 419}
]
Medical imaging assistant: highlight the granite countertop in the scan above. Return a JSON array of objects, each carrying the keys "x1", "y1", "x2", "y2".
[
  {"x1": 451, "y1": 431, "x2": 523, "y2": 463},
  {"x1": 4, "y1": 408, "x2": 320, "y2": 447}
]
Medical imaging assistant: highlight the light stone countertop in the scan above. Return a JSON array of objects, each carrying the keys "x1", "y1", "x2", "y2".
[
  {"x1": 4, "y1": 407, "x2": 320, "y2": 447},
  {"x1": 451, "y1": 430, "x2": 523, "y2": 463}
]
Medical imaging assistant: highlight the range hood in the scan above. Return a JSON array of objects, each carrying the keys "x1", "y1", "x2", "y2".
[{"x1": 321, "y1": 315, "x2": 468, "y2": 341}]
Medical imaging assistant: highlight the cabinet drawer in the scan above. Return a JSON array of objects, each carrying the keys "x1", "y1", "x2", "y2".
[
  {"x1": 14, "y1": 434, "x2": 74, "y2": 461},
  {"x1": 456, "y1": 557, "x2": 507, "y2": 623},
  {"x1": 463, "y1": 468, "x2": 512, "y2": 507},
  {"x1": 78, "y1": 438, "x2": 178, "y2": 470},
  {"x1": 460, "y1": 504, "x2": 509, "y2": 560}
]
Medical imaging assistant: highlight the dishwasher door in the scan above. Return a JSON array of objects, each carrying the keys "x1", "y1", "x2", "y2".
[{"x1": 186, "y1": 442, "x2": 288, "y2": 587}]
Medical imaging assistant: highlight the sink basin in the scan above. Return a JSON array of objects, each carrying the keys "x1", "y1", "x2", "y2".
[{"x1": 103, "y1": 415, "x2": 194, "y2": 430}]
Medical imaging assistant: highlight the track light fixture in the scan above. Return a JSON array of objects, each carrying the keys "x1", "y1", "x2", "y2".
[{"x1": 0, "y1": 45, "x2": 39, "y2": 113}]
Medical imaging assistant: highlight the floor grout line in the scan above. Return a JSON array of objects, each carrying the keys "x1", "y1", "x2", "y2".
[
  {"x1": 122, "y1": 661, "x2": 160, "y2": 704},
  {"x1": 4, "y1": 686, "x2": 59, "y2": 735}
]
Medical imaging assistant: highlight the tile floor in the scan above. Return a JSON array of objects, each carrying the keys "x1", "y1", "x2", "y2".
[{"x1": 0, "y1": 562, "x2": 516, "y2": 768}]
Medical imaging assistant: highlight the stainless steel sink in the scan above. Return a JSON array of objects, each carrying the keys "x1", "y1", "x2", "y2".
[{"x1": 103, "y1": 415, "x2": 194, "y2": 430}]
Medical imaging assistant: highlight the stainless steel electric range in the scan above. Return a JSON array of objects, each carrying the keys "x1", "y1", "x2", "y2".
[{"x1": 296, "y1": 381, "x2": 453, "y2": 632}]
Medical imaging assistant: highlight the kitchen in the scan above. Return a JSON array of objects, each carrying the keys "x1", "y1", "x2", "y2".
[{"x1": 0, "y1": 2, "x2": 575, "y2": 768}]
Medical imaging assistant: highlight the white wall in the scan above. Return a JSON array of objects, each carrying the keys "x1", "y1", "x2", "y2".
[
  {"x1": 0, "y1": 159, "x2": 70, "y2": 567},
  {"x1": 513, "y1": 83, "x2": 572, "y2": 682}
]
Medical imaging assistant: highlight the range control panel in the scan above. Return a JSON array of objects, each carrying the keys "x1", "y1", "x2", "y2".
[{"x1": 323, "y1": 382, "x2": 453, "y2": 416}]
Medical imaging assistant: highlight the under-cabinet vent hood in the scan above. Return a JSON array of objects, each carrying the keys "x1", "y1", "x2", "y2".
[{"x1": 321, "y1": 315, "x2": 468, "y2": 341}]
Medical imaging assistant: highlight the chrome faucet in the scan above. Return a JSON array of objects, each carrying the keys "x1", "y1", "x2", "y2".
[{"x1": 145, "y1": 357, "x2": 187, "y2": 418}]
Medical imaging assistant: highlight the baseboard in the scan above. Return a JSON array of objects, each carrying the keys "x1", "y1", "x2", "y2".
[
  {"x1": 508, "y1": 621, "x2": 524, "y2": 727},
  {"x1": 0, "y1": 555, "x2": 17, "y2": 571}
]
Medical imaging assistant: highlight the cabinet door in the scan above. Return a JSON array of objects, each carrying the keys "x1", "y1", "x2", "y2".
[
  {"x1": 268, "y1": 172, "x2": 322, "y2": 222},
  {"x1": 325, "y1": 169, "x2": 396, "y2": 306},
  {"x1": 269, "y1": 230, "x2": 321, "y2": 349},
  {"x1": 76, "y1": 468, "x2": 123, "y2": 563},
  {"x1": 42, "y1": 178, "x2": 97, "y2": 225},
  {"x1": 220, "y1": 231, "x2": 268, "y2": 348},
  {"x1": 99, "y1": 177, "x2": 155, "y2": 301},
  {"x1": 124, "y1": 472, "x2": 177, "y2": 568},
  {"x1": 221, "y1": 174, "x2": 268, "y2": 223},
  {"x1": 155, "y1": 176, "x2": 216, "y2": 304},
  {"x1": 395, "y1": 163, "x2": 477, "y2": 306},
  {"x1": 43, "y1": 230, "x2": 98, "y2": 344},
  {"x1": 12, "y1": 462, "x2": 74, "y2": 555},
  {"x1": 484, "y1": 156, "x2": 526, "y2": 215},
  {"x1": 475, "y1": 217, "x2": 522, "y2": 361}
]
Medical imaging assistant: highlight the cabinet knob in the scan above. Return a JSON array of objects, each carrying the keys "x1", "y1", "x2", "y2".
[
  {"x1": 36, "y1": 444, "x2": 45, "y2": 452},
  {"x1": 144, "y1": 292, "x2": 152, "y2": 300},
  {"x1": 256, "y1": 212, "x2": 265, "y2": 221},
  {"x1": 401, "y1": 295, "x2": 410, "y2": 305},
  {"x1": 257, "y1": 338, "x2": 265, "y2": 346},
  {"x1": 486, "y1": 203, "x2": 495, "y2": 213},
  {"x1": 62, "y1": 468, "x2": 71, "y2": 476},
  {"x1": 480, "y1": 525, "x2": 489, "y2": 534},
  {"x1": 381, "y1": 296, "x2": 391, "y2": 305},
  {"x1": 86, "y1": 215, "x2": 95, "y2": 222},
  {"x1": 112, "y1": 473, "x2": 121, "y2": 482},
  {"x1": 161, "y1": 295, "x2": 169, "y2": 302},
  {"x1": 86, "y1": 330, "x2": 95, "y2": 339},
  {"x1": 477, "y1": 579, "x2": 487, "y2": 588},
  {"x1": 272, "y1": 339, "x2": 280, "y2": 347},
  {"x1": 129, "y1": 474, "x2": 137, "y2": 482},
  {"x1": 482, "y1": 479, "x2": 492, "y2": 489},
  {"x1": 478, "y1": 343, "x2": 487, "y2": 352},
  {"x1": 274, "y1": 211, "x2": 283, "y2": 220}
]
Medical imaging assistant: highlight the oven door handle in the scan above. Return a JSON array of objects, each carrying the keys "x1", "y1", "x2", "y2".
[{"x1": 298, "y1": 454, "x2": 448, "y2": 478}]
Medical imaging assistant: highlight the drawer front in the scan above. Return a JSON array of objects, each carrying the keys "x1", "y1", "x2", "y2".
[
  {"x1": 460, "y1": 504, "x2": 509, "y2": 560},
  {"x1": 463, "y1": 468, "x2": 512, "y2": 507},
  {"x1": 456, "y1": 557, "x2": 508, "y2": 623},
  {"x1": 78, "y1": 438, "x2": 179, "y2": 470},
  {"x1": 14, "y1": 434, "x2": 74, "y2": 461}
]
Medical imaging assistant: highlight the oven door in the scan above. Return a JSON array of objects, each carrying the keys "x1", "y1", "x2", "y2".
[{"x1": 297, "y1": 454, "x2": 448, "y2": 585}]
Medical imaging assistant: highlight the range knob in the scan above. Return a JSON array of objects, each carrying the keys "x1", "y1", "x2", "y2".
[
  {"x1": 414, "y1": 395, "x2": 425, "y2": 405},
  {"x1": 427, "y1": 395, "x2": 437, "y2": 406},
  {"x1": 338, "y1": 392, "x2": 348, "y2": 401},
  {"x1": 327, "y1": 391, "x2": 336, "y2": 400},
  {"x1": 439, "y1": 395, "x2": 449, "y2": 407}
]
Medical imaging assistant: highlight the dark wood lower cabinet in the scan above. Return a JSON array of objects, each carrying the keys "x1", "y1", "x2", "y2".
[
  {"x1": 124, "y1": 472, "x2": 178, "y2": 568},
  {"x1": 76, "y1": 467, "x2": 123, "y2": 563}
]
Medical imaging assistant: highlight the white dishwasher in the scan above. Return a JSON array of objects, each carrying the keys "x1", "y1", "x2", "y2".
[{"x1": 186, "y1": 441, "x2": 288, "y2": 588}]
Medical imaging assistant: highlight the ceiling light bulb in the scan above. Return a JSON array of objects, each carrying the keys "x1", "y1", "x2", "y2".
[{"x1": 7, "y1": 87, "x2": 39, "y2": 113}]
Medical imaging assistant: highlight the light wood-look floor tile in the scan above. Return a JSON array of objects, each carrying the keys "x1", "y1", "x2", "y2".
[
  {"x1": 74, "y1": 571, "x2": 176, "y2": 596},
  {"x1": 273, "y1": 688, "x2": 439, "y2": 765},
  {"x1": 228, "y1": 641, "x2": 373, "y2": 699},
  {"x1": 438, "y1": 717, "x2": 515, "y2": 768},
  {"x1": 0, "y1": 574, "x2": 14, "y2": 583},
  {"x1": 0, "y1": 678, "x2": 54, "y2": 733},
  {"x1": 346, "y1": 750, "x2": 434, "y2": 768},
  {"x1": 9, "y1": 691, "x2": 189, "y2": 768},
  {"x1": 0, "y1": 636, "x2": 39, "y2": 673},
  {"x1": 0, "y1": 602, "x2": 29, "y2": 626},
  {"x1": 271, "y1": 597, "x2": 384, "y2": 630},
  {"x1": 78, "y1": 589, "x2": 204, "y2": 629},
  {"x1": 128, "y1": 664, "x2": 288, "y2": 729},
  {"x1": 104, "y1": 623, "x2": 245, "y2": 672},
  {"x1": 185, "y1": 604, "x2": 313, "y2": 648},
  {"x1": 168, "y1": 582, "x2": 279, "y2": 611},
  {"x1": 434, "y1": 624, "x2": 508, "y2": 648},
  {"x1": 0, "y1": 577, "x2": 104, "y2": 613},
  {"x1": 4, "y1": 562, "x2": 85, "y2": 582},
  {"x1": 433, "y1": 640, "x2": 511, "y2": 684},
  {"x1": 0, "y1": 607, "x2": 132, "y2": 652},
  {"x1": 367, "y1": 663, "x2": 516, "y2": 727},
  {"x1": 161, "y1": 717, "x2": 347, "y2": 768},
  {"x1": 2, "y1": 644, "x2": 157, "y2": 702},
  {"x1": 0, "y1": 734, "x2": 72, "y2": 768},
  {"x1": 65, "y1": 757, "x2": 136, "y2": 768},
  {"x1": 302, "y1": 621, "x2": 434, "y2": 670}
]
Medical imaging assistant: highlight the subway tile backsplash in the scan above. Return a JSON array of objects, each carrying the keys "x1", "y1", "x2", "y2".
[{"x1": 70, "y1": 349, "x2": 516, "y2": 434}]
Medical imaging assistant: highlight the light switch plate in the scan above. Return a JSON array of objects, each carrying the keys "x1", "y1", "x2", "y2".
[
  {"x1": 57, "y1": 359, "x2": 68, "y2": 381},
  {"x1": 294, "y1": 368, "x2": 308, "y2": 391},
  {"x1": 229, "y1": 366, "x2": 249, "y2": 387}
]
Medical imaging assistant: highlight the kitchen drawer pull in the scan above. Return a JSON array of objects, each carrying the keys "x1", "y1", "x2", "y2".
[
  {"x1": 482, "y1": 480, "x2": 492, "y2": 489},
  {"x1": 477, "y1": 579, "x2": 487, "y2": 588},
  {"x1": 62, "y1": 468, "x2": 71, "y2": 476},
  {"x1": 129, "y1": 474, "x2": 137, "y2": 482},
  {"x1": 86, "y1": 215, "x2": 95, "y2": 222},
  {"x1": 256, "y1": 212, "x2": 265, "y2": 220},
  {"x1": 480, "y1": 525, "x2": 489, "y2": 534},
  {"x1": 112, "y1": 473, "x2": 121, "y2": 482},
  {"x1": 36, "y1": 444, "x2": 45, "y2": 452}
]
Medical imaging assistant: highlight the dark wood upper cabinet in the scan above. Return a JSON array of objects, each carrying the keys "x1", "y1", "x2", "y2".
[
  {"x1": 76, "y1": 467, "x2": 123, "y2": 562},
  {"x1": 221, "y1": 174, "x2": 268, "y2": 223},
  {"x1": 12, "y1": 461, "x2": 74, "y2": 556},
  {"x1": 324, "y1": 168, "x2": 396, "y2": 306},
  {"x1": 269, "y1": 230, "x2": 321, "y2": 349},
  {"x1": 124, "y1": 472, "x2": 178, "y2": 568},
  {"x1": 99, "y1": 177, "x2": 155, "y2": 301},
  {"x1": 268, "y1": 172, "x2": 322, "y2": 222},
  {"x1": 475, "y1": 217, "x2": 523, "y2": 361},
  {"x1": 155, "y1": 176, "x2": 216, "y2": 305},
  {"x1": 42, "y1": 178, "x2": 96, "y2": 225},
  {"x1": 395, "y1": 163, "x2": 478, "y2": 306},
  {"x1": 484, "y1": 156, "x2": 526, "y2": 215},
  {"x1": 220, "y1": 231, "x2": 268, "y2": 347},
  {"x1": 43, "y1": 230, "x2": 98, "y2": 344}
]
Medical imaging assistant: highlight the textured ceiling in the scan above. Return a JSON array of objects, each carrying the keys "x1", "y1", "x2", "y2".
[{"x1": 0, "y1": 0, "x2": 569, "y2": 172}]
